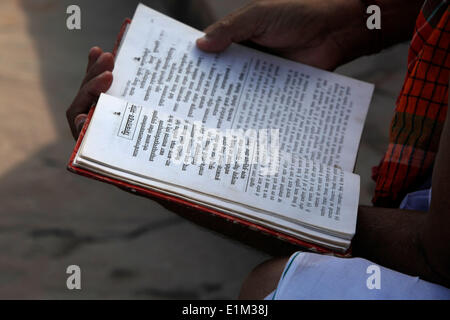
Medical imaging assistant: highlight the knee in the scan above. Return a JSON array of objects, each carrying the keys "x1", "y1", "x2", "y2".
[{"x1": 238, "y1": 256, "x2": 290, "y2": 300}]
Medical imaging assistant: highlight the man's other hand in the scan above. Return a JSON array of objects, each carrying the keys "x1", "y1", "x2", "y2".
[{"x1": 66, "y1": 46, "x2": 114, "y2": 140}]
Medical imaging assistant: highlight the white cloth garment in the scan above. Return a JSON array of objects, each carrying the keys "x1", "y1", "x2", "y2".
[{"x1": 265, "y1": 252, "x2": 450, "y2": 300}]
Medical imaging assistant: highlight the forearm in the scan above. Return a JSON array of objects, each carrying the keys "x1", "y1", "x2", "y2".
[
  {"x1": 329, "y1": 0, "x2": 423, "y2": 64},
  {"x1": 353, "y1": 82, "x2": 450, "y2": 287},
  {"x1": 352, "y1": 206, "x2": 443, "y2": 284},
  {"x1": 421, "y1": 82, "x2": 450, "y2": 285}
]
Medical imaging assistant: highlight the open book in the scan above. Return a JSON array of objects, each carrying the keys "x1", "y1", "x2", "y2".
[{"x1": 69, "y1": 4, "x2": 374, "y2": 253}]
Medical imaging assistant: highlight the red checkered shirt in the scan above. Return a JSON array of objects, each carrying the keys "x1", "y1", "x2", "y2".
[{"x1": 372, "y1": 0, "x2": 449, "y2": 207}]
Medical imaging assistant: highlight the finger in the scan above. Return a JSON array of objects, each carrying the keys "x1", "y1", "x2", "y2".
[
  {"x1": 81, "y1": 52, "x2": 114, "y2": 88},
  {"x1": 86, "y1": 46, "x2": 103, "y2": 73},
  {"x1": 74, "y1": 114, "x2": 88, "y2": 139},
  {"x1": 72, "y1": 70, "x2": 113, "y2": 115},
  {"x1": 67, "y1": 71, "x2": 113, "y2": 137},
  {"x1": 196, "y1": 4, "x2": 259, "y2": 52}
]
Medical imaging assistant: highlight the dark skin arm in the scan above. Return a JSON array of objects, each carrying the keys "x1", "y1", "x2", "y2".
[
  {"x1": 353, "y1": 85, "x2": 450, "y2": 287},
  {"x1": 422, "y1": 90, "x2": 450, "y2": 285}
]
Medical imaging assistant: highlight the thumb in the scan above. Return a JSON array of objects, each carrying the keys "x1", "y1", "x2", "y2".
[{"x1": 196, "y1": 5, "x2": 258, "y2": 52}]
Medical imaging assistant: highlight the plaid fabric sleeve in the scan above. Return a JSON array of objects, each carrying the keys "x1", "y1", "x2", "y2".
[{"x1": 372, "y1": 0, "x2": 449, "y2": 207}]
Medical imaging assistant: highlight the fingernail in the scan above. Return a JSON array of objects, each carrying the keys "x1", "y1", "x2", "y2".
[
  {"x1": 74, "y1": 115, "x2": 87, "y2": 133},
  {"x1": 76, "y1": 120, "x2": 85, "y2": 135},
  {"x1": 198, "y1": 35, "x2": 210, "y2": 44}
]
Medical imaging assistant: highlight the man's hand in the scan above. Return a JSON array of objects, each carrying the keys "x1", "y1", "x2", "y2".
[
  {"x1": 196, "y1": 0, "x2": 369, "y2": 70},
  {"x1": 66, "y1": 46, "x2": 114, "y2": 140},
  {"x1": 197, "y1": 0, "x2": 423, "y2": 70}
]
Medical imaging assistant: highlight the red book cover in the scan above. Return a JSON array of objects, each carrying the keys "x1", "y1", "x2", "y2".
[{"x1": 67, "y1": 19, "x2": 350, "y2": 256}]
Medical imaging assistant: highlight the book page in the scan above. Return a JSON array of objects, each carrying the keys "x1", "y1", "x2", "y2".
[
  {"x1": 107, "y1": 4, "x2": 374, "y2": 172},
  {"x1": 78, "y1": 94, "x2": 360, "y2": 236},
  {"x1": 73, "y1": 155, "x2": 351, "y2": 251}
]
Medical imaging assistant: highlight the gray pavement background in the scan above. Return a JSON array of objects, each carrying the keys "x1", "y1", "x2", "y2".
[{"x1": 0, "y1": 0, "x2": 407, "y2": 299}]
